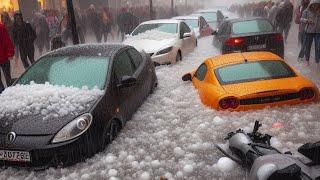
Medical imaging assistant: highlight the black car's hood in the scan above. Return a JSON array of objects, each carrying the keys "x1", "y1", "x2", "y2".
[
  {"x1": 0, "y1": 107, "x2": 92, "y2": 135},
  {"x1": 0, "y1": 84, "x2": 104, "y2": 135}
]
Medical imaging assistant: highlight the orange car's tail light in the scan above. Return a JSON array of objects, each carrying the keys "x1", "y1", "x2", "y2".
[
  {"x1": 225, "y1": 37, "x2": 245, "y2": 46},
  {"x1": 299, "y1": 88, "x2": 315, "y2": 100},
  {"x1": 219, "y1": 97, "x2": 239, "y2": 109}
]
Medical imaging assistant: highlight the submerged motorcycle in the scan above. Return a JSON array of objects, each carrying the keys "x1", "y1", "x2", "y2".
[{"x1": 215, "y1": 121, "x2": 320, "y2": 180}]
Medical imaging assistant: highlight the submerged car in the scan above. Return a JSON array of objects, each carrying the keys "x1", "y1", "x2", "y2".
[
  {"x1": 172, "y1": 15, "x2": 213, "y2": 38},
  {"x1": 182, "y1": 52, "x2": 319, "y2": 111},
  {"x1": 123, "y1": 19, "x2": 197, "y2": 65},
  {"x1": 213, "y1": 17, "x2": 284, "y2": 58},
  {"x1": 0, "y1": 44, "x2": 157, "y2": 167}
]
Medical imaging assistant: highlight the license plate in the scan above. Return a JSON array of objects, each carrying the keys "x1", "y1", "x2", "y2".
[
  {"x1": 0, "y1": 150, "x2": 31, "y2": 162},
  {"x1": 248, "y1": 44, "x2": 266, "y2": 50}
]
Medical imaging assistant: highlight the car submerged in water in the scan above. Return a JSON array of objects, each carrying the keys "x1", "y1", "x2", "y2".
[
  {"x1": 182, "y1": 52, "x2": 319, "y2": 111},
  {"x1": 123, "y1": 19, "x2": 197, "y2": 65},
  {"x1": 0, "y1": 44, "x2": 157, "y2": 168}
]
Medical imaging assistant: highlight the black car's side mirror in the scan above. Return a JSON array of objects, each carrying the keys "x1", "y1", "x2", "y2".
[
  {"x1": 117, "y1": 76, "x2": 137, "y2": 89},
  {"x1": 212, "y1": 30, "x2": 218, "y2": 36},
  {"x1": 182, "y1": 73, "x2": 192, "y2": 81}
]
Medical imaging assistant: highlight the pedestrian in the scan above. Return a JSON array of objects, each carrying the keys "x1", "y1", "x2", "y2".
[
  {"x1": 32, "y1": 12, "x2": 50, "y2": 55},
  {"x1": 295, "y1": 0, "x2": 311, "y2": 46},
  {"x1": 101, "y1": 7, "x2": 112, "y2": 42},
  {"x1": 1, "y1": 12, "x2": 19, "y2": 65},
  {"x1": 275, "y1": 0, "x2": 294, "y2": 43},
  {"x1": 117, "y1": 8, "x2": 139, "y2": 41},
  {"x1": 269, "y1": 1, "x2": 280, "y2": 26},
  {"x1": 86, "y1": 4, "x2": 102, "y2": 43},
  {"x1": 46, "y1": 10, "x2": 60, "y2": 42},
  {"x1": 12, "y1": 12, "x2": 37, "y2": 69},
  {"x1": 297, "y1": 0, "x2": 320, "y2": 66},
  {"x1": 0, "y1": 22, "x2": 14, "y2": 93}
]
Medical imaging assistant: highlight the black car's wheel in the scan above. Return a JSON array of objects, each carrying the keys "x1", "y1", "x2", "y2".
[
  {"x1": 106, "y1": 119, "x2": 121, "y2": 144},
  {"x1": 176, "y1": 51, "x2": 182, "y2": 62}
]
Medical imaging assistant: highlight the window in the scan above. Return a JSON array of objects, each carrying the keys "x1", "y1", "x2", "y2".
[
  {"x1": 232, "y1": 20, "x2": 274, "y2": 35},
  {"x1": 114, "y1": 52, "x2": 135, "y2": 81},
  {"x1": 215, "y1": 60, "x2": 296, "y2": 85},
  {"x1": 180, "y1": 22, "x2": 191, "y2": 33},
  {"x1": 200, "y1": 17, "x2": 207, "y2": 29},
  {"x1": 194, "y1": 63, "x2": 208, "y2": 81},
  {"x1": 17, "y1": 56, "x2": 109, "y2": 89},
  {"x1": 128, "y1": 48, "x2": 142, "y2": 68}
]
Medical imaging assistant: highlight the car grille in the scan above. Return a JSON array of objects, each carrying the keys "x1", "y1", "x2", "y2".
[{"x1": 240, "y1": 93, "x2": 300, "y2": 105}]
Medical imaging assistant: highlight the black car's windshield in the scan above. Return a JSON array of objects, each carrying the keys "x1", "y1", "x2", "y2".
[
  {"x1": 132, "y1": 23, "x2": 178, "y2": 35},
  {"x1": 215, "y1": 60, "x2": 296, "y2": 85},
  {"x1": 17, "y1": 56, "x2": 109, "y2": 89},
  {"x1": 200, "y1": 12, "x2": 217, "y2": 22},
  {"x1": 232, "y1": 19, "x2": 274, "y2": 35}
]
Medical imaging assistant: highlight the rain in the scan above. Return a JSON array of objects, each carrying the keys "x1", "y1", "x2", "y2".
[{"x1": 0, "y1": 0, "x2": 320, "y2": 179}]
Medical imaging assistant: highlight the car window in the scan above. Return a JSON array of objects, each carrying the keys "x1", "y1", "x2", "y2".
[
  {"x1": 114, "y1": 52, "x2": 135, "y2": 81},
  {"x1": 180, "y1": 22, "x2": 191, "y2": 34},
  {"x1": 215, "y1": 60, "x2": 296, "y2": 85},
  {"x1": 17, "y1": 56, "x2": 109, "y2": 90},
  {"x1": 200, "y1": 17, "x2": 207, "y2": 28},
  {"x1": 127, "y1": 48, "x2": 142, "y2": 68},
  {"x1": 232, "y1": 20, "x2": 274, "y2": 35},
  {"x1": 194, "y1": 63, "x2": 208, "y2": 81}
]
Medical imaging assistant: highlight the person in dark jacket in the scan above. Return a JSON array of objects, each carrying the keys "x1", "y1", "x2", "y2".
[
  {"x1": 117, "y1": 8, "x2": 139, "y2": 41},
  {"x1": 275, "y1": 0, "x2": 294, "y2": 43},
  {"x1": 101, "y1": 7, "x2": 112, "y2": 42},
  {"x1": 0, "y1": 23, "x2": 14, "y2": 93},
  {"x1": 86, "y1": 4, "x2": 102, "y2": 43},
  {"x1": 12, "y1": 12, "x2": 37, "y2": 69},
  {"x1": 295, "y1": 0, "x2": 311, "y2": 46}
]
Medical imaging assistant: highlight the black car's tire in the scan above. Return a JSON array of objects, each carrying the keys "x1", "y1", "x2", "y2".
[
  {"x1": 176, "y1": 51, "x2": 182, "y2": 62},
  {"x1": 106, "y1": 119, "x2": 121, "y2": 144}
]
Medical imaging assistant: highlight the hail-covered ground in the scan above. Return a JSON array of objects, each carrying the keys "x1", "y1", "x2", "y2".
[{"x1": 1, "y1": 26, "x2": 320, "y2": 180}]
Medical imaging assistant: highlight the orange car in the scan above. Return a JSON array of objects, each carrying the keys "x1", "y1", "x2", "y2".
[{"x1": 182, "y1": 52, "x2": 319, "y2": 111}]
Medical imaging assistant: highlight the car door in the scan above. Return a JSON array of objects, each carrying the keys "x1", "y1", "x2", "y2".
[
  {"x1": 215, "y1": 22, "x2": 230, "y2": 48},
  {"x1": 127, "y1": 48, "x2": 150, "y2": 107},
  {"x1": 112, "y1": 50, "x2": 137, "y2": 121},
  {"x1": 200, "y1": 17, "x2": 212, "y2": 37},
  {"x1": 192, "y1": 63, "x2": 209, "y2": 102},
  {"x1": 180, "y1": 22, "x2": 194, "y2": 53}
]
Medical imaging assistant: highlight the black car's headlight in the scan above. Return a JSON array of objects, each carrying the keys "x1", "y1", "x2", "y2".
[
  {"x1": 52, "y1": 113, "x2": 93, "y2": 143},
  {"x1": 156, "y1": 46, "x2": 173, "y2": 55}
]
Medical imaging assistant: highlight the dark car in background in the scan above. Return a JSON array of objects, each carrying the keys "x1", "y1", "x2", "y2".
[
  {"x1": 0, "y1": 44, "x2": 157, "y2": 168},
  {"x1": 213, "y1": 17, "x2": 284, "y2": 58}
]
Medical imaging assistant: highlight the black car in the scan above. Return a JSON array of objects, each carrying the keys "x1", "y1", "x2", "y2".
[
  {"x1": 0, "y1": 44, "x2": 157, "y2": 168},
  {"x1": 213, "y1": 17, "x2": 284, "y2": 58}
]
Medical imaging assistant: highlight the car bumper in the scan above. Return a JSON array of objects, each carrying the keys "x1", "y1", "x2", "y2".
[
  {"x1": 0, "y1": 134, "x2": 90, "y2": 168},
  {"x1": 213, "y1": 98, "x2": 318, "y2": 111}
]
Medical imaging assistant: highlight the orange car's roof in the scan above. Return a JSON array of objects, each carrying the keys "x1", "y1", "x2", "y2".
[{"x1": 207, "y1": 52, "x2": 282, "y2": 68}]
